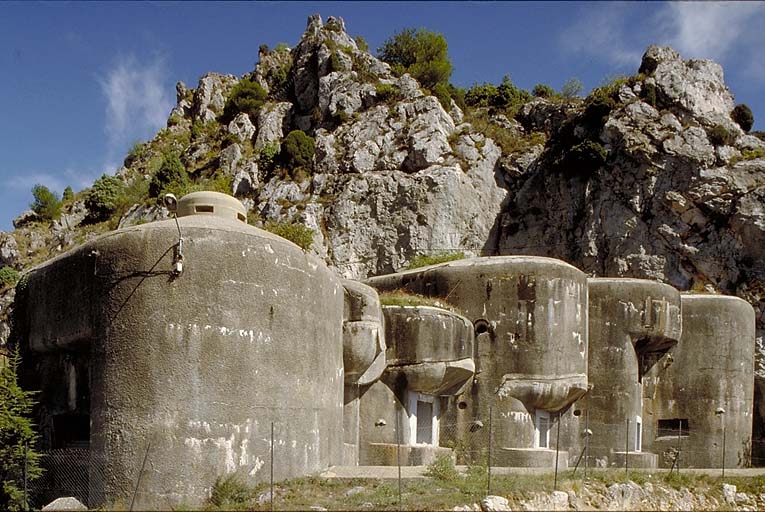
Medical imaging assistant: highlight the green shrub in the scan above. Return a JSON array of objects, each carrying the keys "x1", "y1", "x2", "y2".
[
  {"x1": 149, "y1": 152, "x2": 189, "y2": 198},
  {"x1": 432, "y1": 82, "x2": 453, "y2": 109},
  {"x1": 465, "y1": 77, "x2": 530, "y2": 115},
  {"x1": 280, "y1": 130, "x2": 315, "y2": 170},
  {"x1": 565, "y1": 140, "x2": 608, "y2": 173},
  {"x1": 532, "y1": 84, "x2": 555, "y2": 98},
  {"x1": 641, "y1": 81, "x2": 657, "y2": 107},
  {"x1": 355, "y1": 35, "x2": 369, "y2": 52},
  {"x1": 375, "y1": 83, "x2": 400, "y2": 103},
  {"x1": 465, "y1": 82, "x2": 498, "y2": 108},
  {"x1": 263, "y1": 221, "x2": 314, "y2": 250},
  {"x1": 406, "y1": 251, "x2": 465, "y2": 270},
  {"x1": 378, "y1": 28, "x2": 452, "y2": 90},
  {"x1": 62, "y1": 186, "x2": 74, "y2": 202},
  {"x1": 707, "y1": 123, "x2": 736, "y2": 146},
  {"x1": 0, "y1": 347, "x2": 43, "y2": 511},
  {"x1": 30, "y1": 184, "x2": 61, "y2": 222},
  {"x1": 423, "y1": 454, "x2": 459, "y2": 482},
  {"x1": 125, "y1": 141, "x2": 147, "y2": 167},
  {"x1": 492, "y1": 75, "x2": 532, "y2": 112},
  {"x1": 328, "y1": 51, "x2": 345, "y2": 73},
  {"x1": 258, "y1": 142, "x2": 280, "y2": 173},
  {"x1": 561, "y1": 77, "x2": 584, "y2": 99},
  {"x1": 730, "y1": 147, "x2": 765, "y2": 164},
  {"x1": 85, "y1": 174, "x2": 126, "y2": 222},
  {"x1": 0, "y1": 267, "x2": 20, "y2": 289},
  {"x1": 222, "y1": 79, "x2": 268, "y2": 123},
  {"x1": 209, "y1": 473, "x2": 255, "y2": 507},
  {"x1": 731, "y1": 103, "x2": 754, "y2": 133}
]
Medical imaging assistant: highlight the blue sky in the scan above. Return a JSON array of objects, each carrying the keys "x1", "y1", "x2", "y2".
[{"x1": 2, "y1": 1, "x2": 764, "y2": 231}]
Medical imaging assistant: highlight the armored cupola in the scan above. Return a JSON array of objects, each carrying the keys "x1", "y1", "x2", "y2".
[{"x1": 176, "y1": 191, "x2": 247, "y2": 222}]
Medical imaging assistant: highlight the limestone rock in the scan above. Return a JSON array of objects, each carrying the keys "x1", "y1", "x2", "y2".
[
  {"x1": 192, "y1": 73, "x2": 237, "y2": 123},
  {"x1": 117, "y1": 204, "x2": 169, "y2": 229},
  {"x1": 53, "y1": 201, "x2": 87, "y2": 231},
  {"x1": 227, "y1": 112, "x2": 256, "y2": 143},
  {"x1": 41, "y1": 497, "x2": 87, "y2": 511},
  {"x1": 641, "y1": 45, "x2": 737, "y2": 128},
  {"x1": 13, "y1": 210, "x2": 39, "y2": 229},
  {"x1": 0, "y1": 233, "x2": 19, "y2": 267},
  {"x1": 480, "y1": 495, "x2": 510, "y2": 512},
  {"x1": 255, "y1": 102, "x2": 292, "y2": 150}
]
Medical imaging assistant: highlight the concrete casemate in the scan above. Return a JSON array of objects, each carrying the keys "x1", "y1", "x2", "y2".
[
  {"x1": 584, "y1": 278, "x2": 682, "y2": 469},
  {"x1": 642, "y1": 294, "x2": 755, "y2": 468},
  {"x1": 16, "y1": 193, "x2": 351, "y2": 509},
  {"x1": 366, "y1": 256, "x2": 589, "y2": 467},
  {"x1": 358, "y1": 305, "x2": 475, "y2": 465}
]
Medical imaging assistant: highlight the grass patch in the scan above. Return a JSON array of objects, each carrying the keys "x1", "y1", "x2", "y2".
[
  {"x1": 405, "y1": 251, "x2": 465, "y2": 270},
  {"x1": 730, "y1": 146, "x2": 765, "y2": 164}
]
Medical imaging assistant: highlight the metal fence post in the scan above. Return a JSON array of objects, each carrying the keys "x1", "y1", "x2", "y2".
[
  {"x1": 129, "y1": 439, "x2": 151, "y2": 512},
  {"x1": 625, "y1": 418, "x2": 629, "y2": 475},
  {"x1": 554, "y1": 412, "x2": 561, "y2": 491},
  {"x1": 23, "y1": 440, "x2": 28, "y2": 511},
  {"x1": 584, "y1": 409, "x2": 589, "y2": 480},
  {"x1": 270, "y1": 422, "x2": 275, "y2": 512},
  {"x1": 396, "y1": 406, "x2": 402, "y2": 512},
  {"x1": 676, "y1": 419, "x2": 682, "y2": 475},
  {"x1": 487, "y1": 406, "x2": 492, "y2": 496}
]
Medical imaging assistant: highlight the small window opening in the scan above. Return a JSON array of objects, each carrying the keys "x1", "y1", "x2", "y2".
[
  {"x1": 458, "y1": 401, "x2": 468, "y2": 410},
  {"x1": 52, "y1": 413, "x2": 90, "y2": 449},
  {"x1": 195, "y1": 205, "x2": 214, "y2": 213},
  {"x1": 534, "y1": 410, "x2": 551, "y2": 448},
  {"x1": 237, "y1": 212, "x2": 246, "y2": 222},
  {"x1": 657, "y1": 418, "x2": 690, "y2": 437},
  {"x1": 635, "y1": 416, "x2": 642, "y2": 452}
]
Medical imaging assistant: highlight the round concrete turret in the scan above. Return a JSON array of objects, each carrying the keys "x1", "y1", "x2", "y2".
[{"x1": 176, "y1": 191, "x2": 247, "y2": 222}]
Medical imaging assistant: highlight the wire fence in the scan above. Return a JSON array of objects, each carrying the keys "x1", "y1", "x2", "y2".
[{"x1": 22, "y1": 412, "x2": 762, "y2": 510}]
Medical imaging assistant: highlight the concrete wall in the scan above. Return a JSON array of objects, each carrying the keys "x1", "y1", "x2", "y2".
[
  {"x1": 585, "y1": 278, "x2": 681, "y2": 469},
  {"x1": 16, "y1": 214, "x2": 346, "y2": 509},
  {"x1": 367, "y1": 256, "x2": 589, "y2": 466},
  {"x1": 642, "y1": 294, "x2": 755, "y2": 468}
]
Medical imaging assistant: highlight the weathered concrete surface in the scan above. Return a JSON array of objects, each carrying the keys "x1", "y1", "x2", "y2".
[
  {"x1": 643, "y1": 294, "x2": 755, "y2": 468},
  {"x1": 367, "y1": 256, "x2": 588, "y2": 466},
  {"x1": 496, "y1": 448, "x2": 568, "y2": 470},
  {"x1": 364, "y1": 443, "x2": 453, "y2": 466},
  {"x1": 358, "y1": 305, "x2": 475, "y2": 464},
  {"x1": 585, "y1": 278, "x2": 682, "y2": 469},
  {"x1": 342, "y1": 280, "x2": 386, "y2": 465},
  {"x1": 15, "y1": 212, "x2": 346, "y2": 509}
]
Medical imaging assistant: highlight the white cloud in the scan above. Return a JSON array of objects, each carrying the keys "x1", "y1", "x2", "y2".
[
  {"x1": 561, "y1": 1, "x2": 765, "y2": 85},
  {"x1": 98, "y1": 53, "x2": 173, "y2": 160},
  {"x1": 660, "y1": 2, "x2": 764, "y2": 61},
  {"x1": 559, "y1": 3, "x2": 645, "y2": 68}
]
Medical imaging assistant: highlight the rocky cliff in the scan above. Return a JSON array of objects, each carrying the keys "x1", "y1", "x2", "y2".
[{"x1": 1, "y1": 14, "x2": 764, "y2": 456}]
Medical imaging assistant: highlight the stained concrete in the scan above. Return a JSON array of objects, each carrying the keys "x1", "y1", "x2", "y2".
[
  {"x1": 16, "y1": 209, "x2": 347, "y2": 509},
  {"x1": 642, "y1": 294, "x2": 755, "y2": 468},
  {"x1": 585, "y1": 278, "x2": 682, "y2": 469},
  {"x1": 366, "y1": 256, "x2": 589, "y2": 466}
]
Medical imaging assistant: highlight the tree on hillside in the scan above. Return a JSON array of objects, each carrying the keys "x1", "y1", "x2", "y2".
[
  {"x1": 0, "y1": 347, "x2": 43, "y2": 510},
  {"x1": 378, "y1": 28, "x2": 452, "y2": 90},
  {"x1": 30, "y1": 185, "x2": 61, "y2": 222}
]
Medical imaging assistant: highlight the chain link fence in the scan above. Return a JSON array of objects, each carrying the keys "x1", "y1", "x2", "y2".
[{"x1": 22, "y1": 414, "x2": 757, "y2": 510}]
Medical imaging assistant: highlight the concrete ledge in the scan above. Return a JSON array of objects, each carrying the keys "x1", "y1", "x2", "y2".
[
  {"x1": 364, "y1": 443, "x2": 453, "y2": 466},
  {"x1": 495, "y1": 448, "x2": 569, "y2": 470},
  {"x1": 610, "y1": 451, "x2": 658, "y2": 469}
]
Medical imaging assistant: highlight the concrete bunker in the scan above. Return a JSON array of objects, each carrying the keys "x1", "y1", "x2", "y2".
[
  {"x1": 366, "y1": 256, "x2": 589, "y2": 469},
  {"x1": 358, "y1": 304, "x2": 475, "y2": 465},
  {"x1": 584, "y1": 278, "x2": 682, "y2": 469},
  {"x1": 642, "y1": 294, "x2": 755, "y2": 468},
  {"x1": 15, "y1": 192, "x2": 381, "y2": 509}
]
